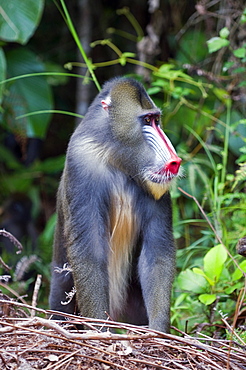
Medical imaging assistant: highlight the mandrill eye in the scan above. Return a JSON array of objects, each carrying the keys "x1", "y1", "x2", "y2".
[
  {"x1": 155, "y1": 117, "x2": 160, "y2": 125},
  {"x1": 144, "y1": 116, "x2": 151, "y2": 124}
]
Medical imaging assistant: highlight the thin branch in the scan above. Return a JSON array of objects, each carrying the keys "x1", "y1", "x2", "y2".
[{"x1": 0, "y1": 230, "x2": 23, "y2": 254}]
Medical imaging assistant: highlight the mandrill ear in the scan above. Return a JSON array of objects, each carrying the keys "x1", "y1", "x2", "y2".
[
  {"x1": 101, "y1": 96, "x2": 111, "y2": 113},
  {"x1": 101, "y1": 100, "x2": 108, "y2": 111}
]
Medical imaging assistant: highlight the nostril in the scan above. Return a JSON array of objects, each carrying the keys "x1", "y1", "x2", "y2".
[{"x1": 166, "y1": 157, "x2": 182, "y2": 175}]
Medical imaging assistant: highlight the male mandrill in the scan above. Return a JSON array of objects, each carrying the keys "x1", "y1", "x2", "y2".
[{"x1": 49, "y1": 77, "x2": 182, "y2": 332}]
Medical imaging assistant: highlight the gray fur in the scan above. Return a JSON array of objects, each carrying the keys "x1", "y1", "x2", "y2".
[{"x1": 49, "y1": 77, "x2": 178, "y2": 332}]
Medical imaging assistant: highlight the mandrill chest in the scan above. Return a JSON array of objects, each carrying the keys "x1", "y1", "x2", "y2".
[
  {"x1": 107, "y1": 172, "x2": 165, "y2": 251},
  {"x1": 108, "y1": 180, "x2": 139, "y2": 257}
]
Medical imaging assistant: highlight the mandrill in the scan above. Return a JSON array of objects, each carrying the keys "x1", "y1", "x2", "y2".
[{"x1": 49, "y1": 77, "x2": 182, "y2": 332}]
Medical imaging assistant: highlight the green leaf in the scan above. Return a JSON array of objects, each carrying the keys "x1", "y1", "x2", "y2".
[
  {"x1": 219, "y1": 27, "x2": 230, "y2": 39},
  {"x1": 223, "y1": 61, "x2": 234, "y2": 72},
  {"x1": 207, "y1": 37, "x2": 230, "y2": 53},
  {"x1": 173, "y1": 293, "x2": 187, "y2": 308},
  {"x1": 193, "y1": 267, "x2": 214, "y2": 286},
  {"x1": 240, "y1": 8, "x2": 246, "y2": 24},
  {"x1": 0, "y1": 47, "x2": 6, "y2": 102},
  {"x1": 39, "y1": 213, "x2": 57, "y2": 243},
  {"x1": 233, "y1": 47, "x2": 246, "y2": 59},
  {"x1": 33, "y1": 155, "x2": 65, "y2": 174},
  {"x1": 198, "y1": 294, "x2": 217, "y2": 305},
  {"x1": 0, "y1": 0, "x2": 44, "y2": 45},
  {"x1": 156, "y1": 63, "x2": 193, "y2": 81},
  {"x1": 147, "y1": 86, "x2": 161, "y2": 95},
  {"x1": 3, "y1": 48, "x2": 53, "y2": 138},
  {"x1": 177, "y1": 269, "x2": 208, "y2": 294},
  {"x1": 203, "y1": 244, "x2": 227, "y2": 282},
  {"x1": 192, "y1": 267, "x2": 204, "y2": 276},
  {"x1": 0, "y1": 172, "x2": 33, "y2": 195},
  {"x1": 218, "y1": 110, "x2": 246, "y2": 156},
  {"x1": 232, "y1": 260, "x2": 246, "y2": 281},
  {"x1": 0, "y1": 145, "x2": 22, "y2": 170},
  {"x1": 225, "y1": 283, "x2": 242, "y2": 294}
]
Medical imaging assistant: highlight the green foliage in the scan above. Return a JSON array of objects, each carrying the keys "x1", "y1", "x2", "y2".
[
  {"x1": 38, "y1": 213, "x2": 57, "y2": 262},
  {"x1": 0, "y1": 0, "x2": 44, "y2": 44},
  {"x1": 0, "y1": 149, "x2": 65, "y2": 197},
  {"x1": 175, "y1": 30, "x2": 208, "y2": 64},
  {"x1": 0, "y1": 0, "x2": 54, "y2": 139},
  {"x1": 202, "y1": 244, "x2": 228, "y2": 285},
  {"x1": 158, "y1": 8, "x2": 246, "y2": 335},
  {"x1": 240, "y1": 8, "x2": 246, "y2": 24},
  {"x1": 173, "y1": 245, "x2": 246, "y2": 332},
  {"x1": 207, "y1": 24, "x2": 246, "y2": 65},
  {"x1": 177, "y1": 269, "x2": 208, "y2": 294},
  {"x1": 207, "y1": 37, "x2": 230, "y2": 54},
  {"x1": 3, "y1": 48, "x2": 53, "y2": 138},
  {"x1": 0, "y1": 48, "x2": 6, "y2": 102}
]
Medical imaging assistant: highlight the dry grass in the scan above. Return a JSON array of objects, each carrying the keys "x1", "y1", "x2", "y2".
[{"x1": 0, "y1": 298, "x2": 245, "y2": 370}]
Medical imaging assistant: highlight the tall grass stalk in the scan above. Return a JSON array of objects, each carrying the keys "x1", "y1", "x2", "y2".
[{"x1": 59, "y1": 0, "x2": 101, "y2": 91}]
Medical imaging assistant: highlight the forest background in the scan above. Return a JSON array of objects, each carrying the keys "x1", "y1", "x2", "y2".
[{"x1": 0, "y1": 0, "x2": 245, "y2": 340}]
